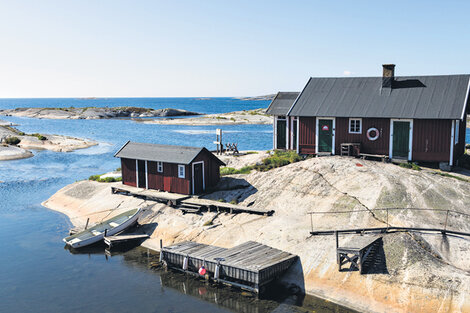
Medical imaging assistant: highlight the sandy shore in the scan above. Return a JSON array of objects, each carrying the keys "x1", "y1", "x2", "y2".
[
  {"x1": 43, "y1": 155, "x2": 470, "y2": 313},
  {"x1": 141, "y1": 109, "x2": 272, "y2": 125}
]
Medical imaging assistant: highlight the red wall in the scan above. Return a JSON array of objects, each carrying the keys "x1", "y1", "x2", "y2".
[
  {"x1": 298, "y1": 117, "x2": 316, "y2": 154},
  {"x1": 335, "y1": 118, "x2": 390, "y2": 156},
  {"x1": 413, "y1": 119, "x2": 451, "y2": 162},
  {"x1": 162, "y1": 163, "x2": 190, "y2": 194},
  {"x1": 192, "y1": 150, "x2": 222, "y2": 192}
]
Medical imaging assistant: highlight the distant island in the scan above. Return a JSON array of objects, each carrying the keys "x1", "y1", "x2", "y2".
[
  {"x1": 0, "y1": 107, "x2": 201, "y2": 120},
  {"x1": 235, "y1": 94, "x2": 276, "y2": 101},
  {"x1": 140, "y1": 108, "x2": 272, "y2": 125}
]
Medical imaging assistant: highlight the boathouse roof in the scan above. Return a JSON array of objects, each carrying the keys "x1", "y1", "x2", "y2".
[
  {"x1": 114, "y1": 141, "x2": 225, "y2": 165},
  {"x1": 288, "y1": 75, "x2": 470, "y2": 120},
  {"x1": 266, "y1": 92, "x2": 300, "y2": 116}
]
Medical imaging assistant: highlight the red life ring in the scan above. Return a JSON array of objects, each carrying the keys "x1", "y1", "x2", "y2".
[
  {"x1": 198, "y1": 266, "x2": 206, "y2": 275},
  {"x1": 367, "y1": 128, "x2": 379, "y2": 141}
]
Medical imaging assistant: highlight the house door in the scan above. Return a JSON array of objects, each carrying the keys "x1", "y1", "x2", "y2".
[
  {"x1": 276, "y1": 119, "x2": 286, "y2": 149},
  {"x1": 137, "y1": 160, "x2": 146, "y2": 188},
  {"x1": 193, "y1": 163, "x2": 204, "y2": 194},
  {"x1": 318, "y1": 119, "x2": 333, "y2": 153},
  {"x1": 392, "y1": 121, "x2": 410, "y2": 159}
]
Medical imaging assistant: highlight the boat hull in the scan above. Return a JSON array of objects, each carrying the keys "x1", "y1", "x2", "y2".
[{"x1": 63, "y1": 208, "x2": 141, "y2": 249}]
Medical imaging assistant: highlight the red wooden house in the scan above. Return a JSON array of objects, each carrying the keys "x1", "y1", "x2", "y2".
[
  {"x1": 268, "y1": 65, "x2": 470, "y2": 166},
  {"x1": 114, "y1": 141, "x2": 225, "y2": 195}
]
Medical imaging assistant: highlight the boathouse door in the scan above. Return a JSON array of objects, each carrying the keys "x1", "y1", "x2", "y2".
[
  {"x1": 276, "y1": 118, "x2": 286, "y2": 149},
  {"x1": 192, "y1": 162, "x2": 204, "y2": 194},
  {"x1": 137, "y1": 160, "x2": 146, "y2": 188},
  {"x1": 392, "y1": 121, "x2": 411, "y2": 159},
  {"x1": 318, "y1": 119, "x2": 333, "y2": 153}
]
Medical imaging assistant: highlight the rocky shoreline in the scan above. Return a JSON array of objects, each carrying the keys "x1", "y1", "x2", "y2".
[
  {"x1": 0, "y1": 107, "x2": 201, "y2": 120},
  {"x1": 0, "y1": 121, "x2": 97, "y2": 161},
  {"x1": 43, "y1": 154, "x2": 470, "y2": 313},
  {"x1": 141, "y1": 108, "x2": 272, "y2": 125}
]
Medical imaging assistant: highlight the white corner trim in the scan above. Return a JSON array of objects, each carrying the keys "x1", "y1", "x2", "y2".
[
  {"x1": 296, "y1": 117, "x2": 300, "y2": 154},
  {"x1": 461, "y1": 78, "x2": 470, "y2": 120},
  {"x1": 450, "y1": 120, "x2": 455, "y2": 166},
  {"x1": 135, "y1": 159, "x2": 139, "y2": 187},
  {"x1": 145, "y1": 160, "x2": 148, "y2": 189}
]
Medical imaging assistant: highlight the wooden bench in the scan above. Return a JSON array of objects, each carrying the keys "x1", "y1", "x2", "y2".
[
  {"x1": 336, "y1": 233, "x2": 382, "y2": 274},
  {"x1": 359, "y1": 153, "x2": 389, "y2": 162}
]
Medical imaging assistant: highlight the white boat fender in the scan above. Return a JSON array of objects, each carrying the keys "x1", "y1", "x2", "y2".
[
  {"x1": 214, "y1": 263, "x2": 220, "y2": 279},
  {"x1": 183, "y1": 255, "x2": 188, "y2": 270}
]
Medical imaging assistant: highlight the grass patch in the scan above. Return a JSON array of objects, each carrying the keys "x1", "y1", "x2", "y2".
[
  {"x1": 5, "y1": 137, "x2": 21, "y2": 145},
  {"x1": 229, "y1": 199, "x2": 238, "y2": 205},
  {"x1": 399, "y1": 162, "x2": 421, "y2": 171},
  {"x1": 436, "y1": 172, "x2": 469, "y2": 182},
  {"x1": 245, "y1": 151, "x2": 258, "y2": 155},
  {"x1": 220, "y1": 150, "x2": 301, "y2": 175},
  {"x1": 31, "y1": 133, "x2": 47, "y2": 140},
  {"x1": 89, "y1": 174, "x2": 122, "y2": 183}
]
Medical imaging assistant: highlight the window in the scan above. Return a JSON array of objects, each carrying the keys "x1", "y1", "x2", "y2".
[
  {"x1": 157, "y1": 161, "x2": 163, "y2": 173},
  {"x1": 349, "y1": 118, "x2": 362, "y2": 134},
  {"x1": 178, "y1": 165, "x2": 185, "y2": 178}
]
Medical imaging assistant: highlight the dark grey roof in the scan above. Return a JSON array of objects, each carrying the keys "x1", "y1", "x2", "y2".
[
  {"x1": 266, "y1": 92, "x2": 300, "y2": 115},
  {"x1": 288, "y1": 75, "x2": 470, "y2": 119},
  {"x1": 114, "y1": 141, "x2": 225, "y2": 165}
]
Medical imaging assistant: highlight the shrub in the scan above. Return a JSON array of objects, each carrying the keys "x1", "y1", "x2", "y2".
[
  {"x1": 398, "y1": 162, "x2": 421, "y2": 171},
  {"x1": 89, "y1": 174, "x2": 122, "y2": 182},
  {"x1": 5, "y1": 137, "x2": 21, "y2": 145},
  {"x1": 229, "y1": 199, "x2": 238, "y2": 205},
  {"x1": 31, "y1": 133, "x2": 47, "y2": 140},
  {"x1": 18, "y1": 132, "x2": 25, "y2": 136},
  {"x1": 220, "y1": 166, "x2": 253, "y2": 176},
  {"x1": 89, "y1": 174, "x2": 101, "y2": 181},
  {"x1": 457, "y1": 153, "x2": 470, "y2": 170}
]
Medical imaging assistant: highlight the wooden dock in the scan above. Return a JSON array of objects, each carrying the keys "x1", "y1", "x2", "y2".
[
  {"x1": 111, "y1": 185, "x2": 274, "y2": 216},
  {"x1": 336, "y1": 234, "x2": 382, "y2": 274},
  {"x1": 104, "y1": 233, "x2": 149, "y2": 249},
  {"x1": 160, "y1": 241, "x2": 297, "y2": 293}
]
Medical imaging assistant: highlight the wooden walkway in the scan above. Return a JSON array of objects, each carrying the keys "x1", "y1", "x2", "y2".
[
  {"x1": 336, "y1": 234, "x2": 382, "y2": 274},
  {"x1": 104, "y1": 233, "x2": 149, "y2": 249},
  {"x1": 111, "y1": 185, "x2": 274, "y2": 216},
  {"x1": 310, "y1": 226, "x2": 470, "y2": 237},
  {"x1": 160, "y1": 241, "x2": 297, "y2": 293}
]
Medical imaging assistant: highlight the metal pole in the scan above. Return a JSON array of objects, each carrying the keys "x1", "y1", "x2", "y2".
[
  {"x1": 85, "y1": 218, "x2": 90, "y2": 230},
  {"x1": 444, "y1": 210, "x2": 449, "y2": 232}
]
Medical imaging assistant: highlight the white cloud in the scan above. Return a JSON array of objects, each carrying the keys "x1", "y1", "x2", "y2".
[{"x1": 343, "y1": 70, "x2": 352, "y2": 76}]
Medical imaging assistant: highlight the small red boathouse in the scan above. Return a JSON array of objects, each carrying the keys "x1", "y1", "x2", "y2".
[{"x1": 114, "y1": 141, "x2": 225, "y2": 195}]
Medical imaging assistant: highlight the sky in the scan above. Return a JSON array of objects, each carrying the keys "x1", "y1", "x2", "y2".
[{"x1": 0, "y1": 0, "x2": 469, "y2": 98}]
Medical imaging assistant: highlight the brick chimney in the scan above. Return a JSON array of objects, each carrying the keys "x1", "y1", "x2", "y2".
[{"x1": 382, "y1": 64, "x2": 395, "y2": 88}]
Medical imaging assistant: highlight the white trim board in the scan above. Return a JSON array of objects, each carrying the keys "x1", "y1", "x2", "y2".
[
  {"x1": 450, "y1": 120, "x2": 455, "y2": 166},
  {"x1": 191, "y1": 161, "x2": 205, "y2": 195}
]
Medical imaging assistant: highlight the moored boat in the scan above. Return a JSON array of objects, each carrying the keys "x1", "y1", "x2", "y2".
[{"x1": 63, "y1": 208, "x2": 142, "y2": 249}]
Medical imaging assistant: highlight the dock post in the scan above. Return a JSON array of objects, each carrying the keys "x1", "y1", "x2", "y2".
[
  {"x1": 335, "y1": 231, "x2": 339, "y2": 264},
  {"x1": 104, "y1": 229, "x2": 107, "y2": 237},
  {"x1": 85, "y1": 218, "x2": 90, "y2": 230},
  {"x1": 444, "y1": 210, "x2": 449, "y2": 233},
  {"x1": 214, "y1": 260, "x2": 220, "y2": 280},
  {"x1": 159, "y1": 239, "x2": 163, "y2": 262}
]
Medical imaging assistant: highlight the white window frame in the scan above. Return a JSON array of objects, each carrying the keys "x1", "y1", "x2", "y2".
[
  {"x1": 178, "y1": 164, "x2": 185, "y2": 178},
  {"x1": 348, "y1": 118, "x2": 362, "y2": 134},
  {"x1": 455, "y1": 120, "x2": 460, "y2": 144},
  {"x1": 157, "y1": 161, "x2": 163, "y2": 173}
]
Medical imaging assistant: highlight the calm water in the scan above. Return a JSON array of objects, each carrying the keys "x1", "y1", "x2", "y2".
[{"x1": 0, "y1": 98, "x2": 354, "y2": 313}]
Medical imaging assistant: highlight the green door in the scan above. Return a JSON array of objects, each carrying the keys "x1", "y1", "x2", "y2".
[
  {"x1": 318, "y1": 119, "x2": 333, "y2": 153},
  {"x1": 392, "y1": 121, "x2": 410, "y2": 158},
  {"x1": 276, "y1": 119, "x2": 286, "y2": 149}
]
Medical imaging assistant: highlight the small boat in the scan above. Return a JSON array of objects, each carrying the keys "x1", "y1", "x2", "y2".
[{"x1": 63, "y1": 208, "x2": 142, "y2": 249}]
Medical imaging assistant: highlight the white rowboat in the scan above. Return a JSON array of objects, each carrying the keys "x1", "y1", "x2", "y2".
[{"x1": 63, "y1": 208, "x2": 142, "y2": 249}]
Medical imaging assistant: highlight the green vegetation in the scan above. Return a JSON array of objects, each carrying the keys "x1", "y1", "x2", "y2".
[
  {"x1": 220, "y1": 150, "x2": 302, "y2": 176},
  {"x1": 436, "y1": 172, "x2": 469, "y2": 182},
  {"x1": 457, "y1": 153, "x2": 470, "y2": 170},
  {"x1": 116, "y1": 167, "x2": 122, "y2": 171},
  {"x1": 5, "y1": 137, "x2": 21, "y2": 145},
  {"x1": 245, "y1": 151, "x2": 258, "y2": 155},
  {"x1": 229, "y1": 199, "x2": 238, "y2": 205},
  {"x1": 31, "y1": 133, "x2": 47, "y2": 140},
  {"x1": 398, "y1": 162, "x2": 421, "y2": 171},
  {"x1": 89, "y1": 174, "x2": 122, "y2": 183},
  {"x1": 18, "y1": 132, "x2": 25, "y2": 136}
]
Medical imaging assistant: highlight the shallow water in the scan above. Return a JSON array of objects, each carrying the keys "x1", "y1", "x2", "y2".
[{"x1": 0, "y1": 98, "x2": 356, "y2": 313}]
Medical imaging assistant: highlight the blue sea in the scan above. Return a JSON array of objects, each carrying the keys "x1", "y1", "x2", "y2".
[{"x1": 0, "y1": 98, "x2": 352, "y2": 313}]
